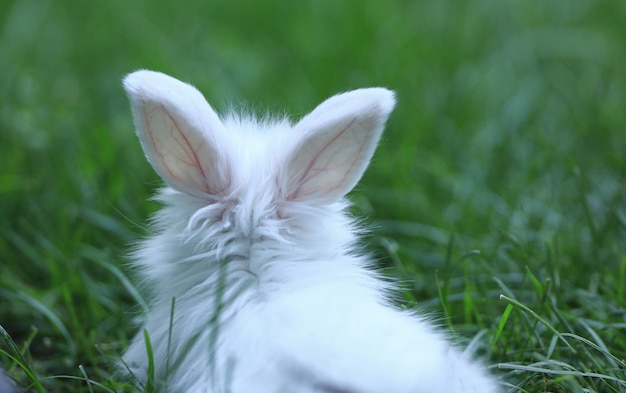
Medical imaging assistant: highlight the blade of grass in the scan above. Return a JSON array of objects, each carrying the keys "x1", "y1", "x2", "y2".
[
  {"x1": 143, "y1": 329, "x2": 155, "y2": 393},
  {"x1": 499, "y1": 294, "x2": 576, "y2": 353},
  {"x1": 0, "y1": 325, "x2": 46, "y2": 393}
]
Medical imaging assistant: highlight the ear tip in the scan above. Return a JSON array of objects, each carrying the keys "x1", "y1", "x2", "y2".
[
  {"x1": 123, "y1": 69, "x2": 156, "y2": 93},
  {"x1": 352, "y1": 87, "x2": 397, "y2": 116},
  {"x1": 373, "y1": 87, "x2": 397, "y2": 115},
  {"x1": 122, "y1": 70, "x2": 190, "y2": 98}
]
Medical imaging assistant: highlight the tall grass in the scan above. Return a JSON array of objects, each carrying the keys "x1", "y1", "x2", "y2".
[{"x1": 1, "y1": 0, "x2": 625, "y2": 391}]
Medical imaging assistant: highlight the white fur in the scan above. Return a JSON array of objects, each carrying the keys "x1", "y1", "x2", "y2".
[{"x1": 122, "y1": 70, "x2": 500, "y2": 393}]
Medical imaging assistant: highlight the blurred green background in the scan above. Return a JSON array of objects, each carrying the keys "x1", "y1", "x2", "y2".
[{"x1": 1, "y1": 0, "x2": 625, "y2": 391}]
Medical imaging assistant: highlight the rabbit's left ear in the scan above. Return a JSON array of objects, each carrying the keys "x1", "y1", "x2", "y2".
[
  {"x1": 123, "y1": 70, "x2": 231, "y2": 198},
  {"x1": 284, "y1": 88, "x2": 395, "y2": 203}
]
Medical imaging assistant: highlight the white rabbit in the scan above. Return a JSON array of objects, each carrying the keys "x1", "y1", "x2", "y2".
[{"x1": 122, "y1": 70, "x2": 500, "y2": 393}]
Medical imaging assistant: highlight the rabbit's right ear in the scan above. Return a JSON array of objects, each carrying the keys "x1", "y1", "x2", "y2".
[
  {"x1": 123, "y1": 70, "x2": 231, "y2": 198},
  {"x1": 283, "y1": 88, "x2": 395, "y2": 204}
]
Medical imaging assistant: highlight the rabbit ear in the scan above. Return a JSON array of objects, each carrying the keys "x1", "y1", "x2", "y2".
[
  {"x1": 285, "y1": 88, "x2": 395, "y2": 203},
  {"x1": 123, "y1": 70, "x2": 230, "y2": 198}
]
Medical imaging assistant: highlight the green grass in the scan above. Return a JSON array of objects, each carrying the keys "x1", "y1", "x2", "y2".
[{"x1": 1, "y1": 0, "x2": 625, "y2": 391}]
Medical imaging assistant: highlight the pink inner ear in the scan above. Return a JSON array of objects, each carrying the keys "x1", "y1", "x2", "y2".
[
  {"x1": 288, "y1": 117, "x2": 359, "y2": 201},
  {"x1": 136, "y1": 99, "x2": 235, "y2": 198},
  {"x1": 149, "y1": 103, "x2": 211, "y2": 193}
]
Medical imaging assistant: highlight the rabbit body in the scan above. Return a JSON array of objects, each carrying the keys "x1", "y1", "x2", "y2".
[{"x1": 122, "y1": 70, "x2": 499, "y2": 393}]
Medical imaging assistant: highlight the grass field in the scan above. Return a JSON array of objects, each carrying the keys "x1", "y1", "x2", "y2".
[{"x1": 1, "y1": 0, "x2": 625, "y2": 392}]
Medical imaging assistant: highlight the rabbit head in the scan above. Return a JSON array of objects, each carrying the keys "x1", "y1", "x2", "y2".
[{"x1": 123, "y1": 70, "x2": 395, "y2": 292}]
